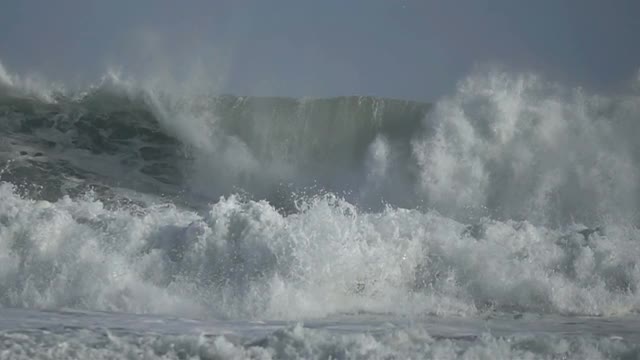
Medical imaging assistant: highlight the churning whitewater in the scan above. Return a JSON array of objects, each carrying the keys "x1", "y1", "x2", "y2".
[{"x1": 3, "y1": 61, "x2": 640, "y2": 358}]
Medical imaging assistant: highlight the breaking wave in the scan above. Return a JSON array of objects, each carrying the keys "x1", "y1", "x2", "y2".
[{"x1": 2, "y1": 61, "x2": 640, "y2": 320}]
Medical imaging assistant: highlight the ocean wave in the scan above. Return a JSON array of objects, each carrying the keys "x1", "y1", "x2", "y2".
[
  {"x1": 0, "y1": 68, "x2": 430, "y2": 210},
  {"x1": 2, "y1": 63, "x2": 640, "y2": 224},
  {"x1": 3, "y1": 62, "x2": 640, "y2": 320}
]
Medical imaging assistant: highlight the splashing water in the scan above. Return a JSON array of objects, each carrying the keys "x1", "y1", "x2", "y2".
[{"x1": 2, "y1": 61, "x2": 640, "y2": 358}]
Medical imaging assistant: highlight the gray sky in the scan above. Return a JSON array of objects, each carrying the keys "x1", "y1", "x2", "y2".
[{"x1": 1, "y1": 0, "x2": 639, "y2": 100}]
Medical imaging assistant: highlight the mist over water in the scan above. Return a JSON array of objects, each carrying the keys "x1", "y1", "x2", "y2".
[{"x1": 2, "y1": 60, "x2": 640, "y2": 325}]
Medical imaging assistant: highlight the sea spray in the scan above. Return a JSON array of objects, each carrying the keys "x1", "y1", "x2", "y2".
[{"x1": 2, "y1": 62, "x2": 640, "y2": 321}]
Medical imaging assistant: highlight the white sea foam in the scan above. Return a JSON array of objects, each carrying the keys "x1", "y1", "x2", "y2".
[
  {"x1": 0, "y1": 324, "x2": 637, "y2": 360},
  {"x1": 1, "y1": 181, "x2": 640, "y2": 320},
  {"x1": 413, "y1": 70, "x2": 640, "y2": 224}
]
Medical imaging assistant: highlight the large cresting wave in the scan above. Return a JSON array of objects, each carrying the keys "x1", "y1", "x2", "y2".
[{"x1": 2, "y1": 61, "x2": 640, "y2": 320}]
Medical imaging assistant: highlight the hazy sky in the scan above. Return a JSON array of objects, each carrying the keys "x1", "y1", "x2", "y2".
[{"x1": 1, "y1": 0, "x2": 639, "y2": 100}]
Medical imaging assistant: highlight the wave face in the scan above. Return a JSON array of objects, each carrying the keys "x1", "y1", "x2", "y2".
[
  {"x1": 0, "y1": 79, "x2": 429, "y2": 210},
  {"x1": 2, "y1": 63, "x2": 640, "y2": 320}
]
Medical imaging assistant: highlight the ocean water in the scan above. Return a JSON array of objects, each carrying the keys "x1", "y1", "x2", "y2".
[{"x1": 2, "y1": 62, "x2": 640, "y2": 358}]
